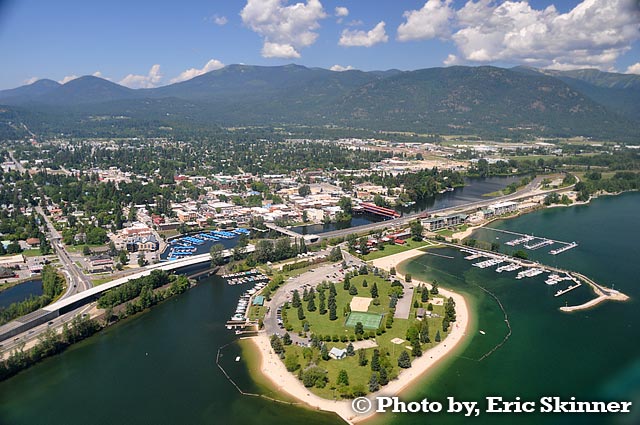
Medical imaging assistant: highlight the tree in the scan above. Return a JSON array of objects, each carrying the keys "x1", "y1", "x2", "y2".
[
  {"x1": 82, "y1": 245, "x2": 91, "y2": 256},
  {"x1": 298, "y1": 185, "x2": 311, "y2": 197},
  {"x1": 368, "y1": 373, "x2": 380, "y2": 392},
  {"x1": 343, "y1": 276, "x2": 350, "y2": 291},
  {"x1": 137, "y1": 252, "x2": 146, "y2": 267},
  {"x1": 338, "y1": 196, "x2": 353, "y2": 215},
  {"x1": 346, "y1": 342, "x2": 355, "y2": 356},
  {"x1": 209, "y1": 243, "x2": 225, "y2": 267},
  {"x1": 362, "y1": 279, "x2": 368, "y2": 288},
  {"x1": 348, "y1": 285, "x2": 358, "y2": 296},
  {"x1": 292, "y1": 290, "x2": 301, "y2": 308},
  {"x1": 318, "y1": 294, "x2": 327, "y2": 315},
  {"x1": 411, "y1": 338, "x2": 422, "y2": 357},
  {"x1": 370, "y1": 282, "x2": 379, "y2": 298},
  {"x1": 410, "y1": 220, "x2": 424, "y2": 241},
  {"x1": 389, "y1": 266, "x2": 396, "y2": 276},
  {"x1": 355, "y1": 322, "x2": 364, "y2": 336},
  {"x1": 118, "y1": 250, "x2": 129, "y2": 265},
  {"x1": 420, "y1": 321, "x2": 430, "y2": 343},
  {"x1": 285, "y1": 353, "x2": 300, "y2": 372},
  {"x1": 329, "y1": 303, "x2": 337, "y2": 321},
  {"x1": 337, "y1": 369, "x2": 349, "y2": 386},
  {"x1": 358, "y1": 349, "x2": 368, "y2": 366},
  {"x1": 321, "y1": 343, "x2": 329, "y2": 361},
  {"x1": 379, "y1": 367, "x2": 389, "y2": 386},
  {"x1": 430, "y1": 281, "x2": 439, "y2": 295},
  {"x1": 307, "y1": 297, "x2": 316, "y2": 312},
  {"x1": 297, "y1": 306, "x2": 305, "y2": 321},
  {"x1": 398, "y1": 350, "x2": 411, "y2": 368},
  {"x1": 421, "y1": 287, "x2": 429, "y2": 303},
  {"x1": 358, "y1": 237, "x2": 368, "y2": 255},
  {"x1": 405, "y1": 273, "x2": 412, "y2": 283},
  {"x1": 270, "y1": 334, "x2": 284, "y2": 354},
  {"x1": 435, "y1": 330, "x2": 441, "y2": 343},
  {"x1": 371, "y1": 349, "x2": 380, "y2": 371},
  {"x1": 282, "y1": 333, "x2": 292, "y2": 345}
]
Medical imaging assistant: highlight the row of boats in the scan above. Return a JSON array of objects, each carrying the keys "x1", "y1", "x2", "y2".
[
  {"x1": 229, "y1": 279, "x2": 269, "y2": 322},
  {"x1": 462, "y1": 248, "x2": 583, "y2": 297},
  {"x1": 166, "y1": 228, "x2": 251, "y2": 260}
]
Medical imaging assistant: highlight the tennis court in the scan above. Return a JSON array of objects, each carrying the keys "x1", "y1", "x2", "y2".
[{"x1": 345, "y1": 311, "x2": 383, "y2": 330}]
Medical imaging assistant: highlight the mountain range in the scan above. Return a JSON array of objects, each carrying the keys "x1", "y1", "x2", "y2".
[{"x1": 1, "y1": 64, "x2": 638, "y2": 140}]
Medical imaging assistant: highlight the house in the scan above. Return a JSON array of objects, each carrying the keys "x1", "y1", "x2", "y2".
[
  {"x1": 26, "y1": 237, "x2": 40, "y2": 248},
  {"x1": 252, "y1": 296, "x2": 265, "y2": 306},
  {"x1": 125, "y1": 234, "x2": 159, "y2": 252},
  {"x1": 89, "y1": 255, "x2": 114, "y2": 273},
  {"x1": 416, "y1": 308, "x2": 426, "y2": 320},
  {"x1": 329, "y1": 347, "x2": 347, "y2": 360}
]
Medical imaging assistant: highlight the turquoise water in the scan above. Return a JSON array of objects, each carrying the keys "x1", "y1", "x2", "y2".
[
  {"x1": 389, "y1": 192, "x2": 640, "y2": 425},
  {"x1": 0, "y1": 193, "x2": 637, "y2": 425}
]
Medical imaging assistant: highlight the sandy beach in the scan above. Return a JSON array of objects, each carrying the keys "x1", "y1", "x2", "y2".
[{"x1": 250, "y1": 246, "x2": 471, "y2": 424}]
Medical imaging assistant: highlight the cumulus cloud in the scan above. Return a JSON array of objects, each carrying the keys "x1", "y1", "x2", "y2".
[
  {"x1": 397, "y1": 0, "x2": 640, "y2": 71},
  {"x1": 170, "y1": 59, "x2": 225, "y2": 83},
  {"x1": 397, "y1": 0, "x2": 454, "y2": 41},
  {"x1": 59, "y1": 75, "x2": 79, "y2": 84},
  {"x1": 339, "y1": 21, "x2": 388, "y2": 47},
  {"x1": 119, "y1": 64, "x2": 162, "y2": 89},
  {"x1": 240, "y1": 0, "x2": 327, "y2": 59},
  {"x1": 330, "y1": 64, "x2": 355, "y2": 71},
  {"x1": 625, "y1": 63, "x2": 640, "y2": 74},
  {"x1": 24, "y1": 77, "x2": 39, "y2": 85},
  {"x1": 211, "y1": 15, "x2": 228, "y2": 25},
  {"x1": 335, "y1": 6, "x2": 349, "y2": 17}
]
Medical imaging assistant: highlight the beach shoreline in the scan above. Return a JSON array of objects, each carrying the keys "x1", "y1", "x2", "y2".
[{"x1": 249, "y1": 246, "x2": 471, "y2": 424}]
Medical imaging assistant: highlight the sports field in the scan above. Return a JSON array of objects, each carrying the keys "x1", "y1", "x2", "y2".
[{"x1": 345, "y1": 311, "x2": 383, "y2": 330}]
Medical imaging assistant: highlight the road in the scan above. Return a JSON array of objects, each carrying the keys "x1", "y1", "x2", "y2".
[
  {"x1": 9, "y1": 151, "x2": 92, "y2": 297},
  {"x1": 317, "y1": 176, "x2": 566, "y2": 240}
]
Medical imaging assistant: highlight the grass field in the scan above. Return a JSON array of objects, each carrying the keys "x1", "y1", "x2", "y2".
[
  {"x1": 361, "y1": 239, "x2": 431, "y2": 261},
  {"x1": 345, "y1": 312, "x2": 383, "y2": 330}
]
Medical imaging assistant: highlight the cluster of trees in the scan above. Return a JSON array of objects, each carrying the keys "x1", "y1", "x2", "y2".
[
  {"x1": 574, "y1": 171, "x2": 640, "y2": 201},
  {"x1": 97, "y1": 270, "x2": 172, "y2": 309},
  {"x1": 0, "y1": 315, "x2": 100, "y2": 381},
  {"x1": 0, "y1": 265, "x2": 65, "y2": 326},
  {"x1": 543, "y1": 192, "x2": 573, "y2": 206},
  {"x1": 251, "y1": 238, "x2": 307, "y2": 265}
]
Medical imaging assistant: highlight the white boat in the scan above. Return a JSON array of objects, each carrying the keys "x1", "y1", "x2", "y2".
[
  {"x1": 235, "y1": 356, "x2": 241, "y2": 362},
  {"x1": 479, "y1": 330, "x2": 486, "y2": 335}
]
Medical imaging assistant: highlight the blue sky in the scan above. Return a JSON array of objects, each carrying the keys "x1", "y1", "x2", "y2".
[{"x1": 0, "y1": 0, "x2": 639, "y2": 89}]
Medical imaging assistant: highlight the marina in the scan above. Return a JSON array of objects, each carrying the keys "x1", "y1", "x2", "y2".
[
  {"x1": 481, "y1": 227, "x2": 578, "y2": 255},
  {"x1": 555, "y1": 282, "x2": 582, "y2": 297}
]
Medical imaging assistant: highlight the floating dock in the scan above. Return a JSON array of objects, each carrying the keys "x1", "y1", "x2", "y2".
[
  {"x1": 550, "y1": 242, "x2": 578, "y2": 255},
  {"x1": 555, "y1": 282, "x2": 582, "y2": 297},
  {"x1": 524, "y1": 239, "x2": 554, "y2": 250}
]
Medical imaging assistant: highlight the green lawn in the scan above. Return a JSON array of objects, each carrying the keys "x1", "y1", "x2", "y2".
[
  {"x1": 280, "y1": 273, "x2": 451, "y2": 399},
  {"x1": 361, "y1": 239, "x2": 431, "y2": 261}
]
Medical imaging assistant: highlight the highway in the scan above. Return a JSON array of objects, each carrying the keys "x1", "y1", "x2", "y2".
[{"x1": 9, "y1": 151, "x2": 92, "y2": 297}]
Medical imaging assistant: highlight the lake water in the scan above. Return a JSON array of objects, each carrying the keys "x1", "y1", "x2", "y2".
[{"x1": 0, "y1": 279, "x2": 43, "y2": 309}]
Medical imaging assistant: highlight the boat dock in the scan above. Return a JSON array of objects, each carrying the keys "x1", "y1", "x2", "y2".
[
  {"x1": 554, "y1": 282, "x2": 582, "y2": 297},
  {"x1": 482, "y1": 227, "x2": 577, "y2": 254}
]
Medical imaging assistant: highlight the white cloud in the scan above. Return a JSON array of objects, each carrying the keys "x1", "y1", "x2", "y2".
[
  {"x1": 211, "y1": 15, "x2": 228, "y2": 25},
  {"x1": 330, "y1": 64, "x2": 355, "y2": 71},
  {"x1": 339, "y1": 21, "x2": 388, "y2": 47},
  {"x1": 397, "y1": 0, "x2": 640, "y2": 71},
  {"x1": 397, "y1": 0, "x2": 454, "y2": 42},
  {"x1": 24, "y1": 77, "x2": 39, "y2": 85},
  {"x1": 119, "y1": 64, "x2": 162, "y2": 89},
  {"x1": 346, "y1": 19, "x2": 363, "y2": 27},
  {"x1": 335, "y1": 6, "x2": 349, "y2": 17},
  {"x1": 625, "y1": 62, "x2": 640, "y2": 74},
  {"x1": 443, "y1": 54, "x2": 460, "y2": 66},
  {"x1": 240, "y1": 0, "x2": 327, "y2": 59},
  {"x1": 262, "y1": 42, "x2": 301, "y2": 58},
  {"x1": 59, "y1": 75, "x2": 79, "y2": 84},
  {"x1": 170, "y1": 59, "x2": 225, "y2": 83}
]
